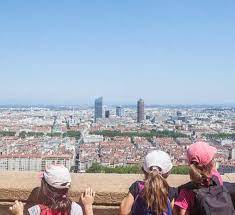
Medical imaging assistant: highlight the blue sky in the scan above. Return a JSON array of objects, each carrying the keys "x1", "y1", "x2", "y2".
[{"x1": 0, "y1": 1, "x2": 235, "y2": 105}]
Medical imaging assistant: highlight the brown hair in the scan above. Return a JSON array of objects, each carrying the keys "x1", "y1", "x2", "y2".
[
  {"x1": 39, "y1": 178, "x2": 72, "y2": 215},
  {"x1": 142, "y1": 167, "x2": 169, "y2": 214},
  {"x1": 189, "y1": 160, "x2": 214, "y2": 186}
]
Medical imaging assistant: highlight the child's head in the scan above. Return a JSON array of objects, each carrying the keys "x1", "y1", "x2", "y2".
[
  {"x1": 43, "y1": 164, "x2": 71, "y2": 189},
  {"x1": 187, "y1": 141, "x2": 217, "y2": 185},
  {"x1": 40, "y1": 165, "x2": 72, "y2": 214},
  {"x1": 143, "y1": 150, "x2": 173, "y2": 178},
  {"x1": 142, "y1": 150, "x2": 172, "y2": 214}
]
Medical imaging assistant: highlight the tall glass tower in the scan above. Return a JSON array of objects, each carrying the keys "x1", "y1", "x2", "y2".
[
  {"x1": 116, "y1": 106, "x2": 123, "y2": 117},
  {"x1": 94, "y1": 97, "x2": 103, "y2": 122},
  {"x1": 137, "y1": 99, "x2": 144, "y2": 123}
]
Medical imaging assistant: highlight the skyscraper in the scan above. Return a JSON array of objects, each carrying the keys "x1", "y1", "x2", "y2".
[
  {"x1": 94, "y1": 97, "x2": 103, "y2": 122},
  {"x1": 116, "y1": 106, "x2": 123, "y2": 117},
  {"x1": 105, "y1": 110, "x2": 110, "y2": 118},
  {"x1": 137, "y1": 99, "x2": 144, "y2": 123}
]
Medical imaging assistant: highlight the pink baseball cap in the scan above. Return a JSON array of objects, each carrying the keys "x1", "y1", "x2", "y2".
[{"x1": 187, "y1": 141, "x2": 217, "y2": 166}]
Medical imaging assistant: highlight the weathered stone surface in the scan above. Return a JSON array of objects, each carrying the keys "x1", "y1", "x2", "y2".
[
  {"x1": 0, "y1": 172, "x2": 234, "y2": 214},
  {"x1": 93, "y1": 206, "x2": 119, "y2": 215},
  {"x1": 0, "y1": 205, "x2": 10, "y2": 215}
]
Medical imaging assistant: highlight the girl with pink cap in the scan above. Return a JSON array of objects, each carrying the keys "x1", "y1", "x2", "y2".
[{"x1": 173, "y1": 141, "x2": 223, "y2": 215}]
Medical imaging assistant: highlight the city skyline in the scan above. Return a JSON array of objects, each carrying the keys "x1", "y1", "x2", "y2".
[
  {"x1": 0, "y1": 98, "x2": 235, "y2": 173},
  {"x1": 0, "y1": 1, "x2": 235, "y2": 105}
]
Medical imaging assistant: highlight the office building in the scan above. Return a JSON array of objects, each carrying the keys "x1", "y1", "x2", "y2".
[
  {"x1": 94, "y1": 97, "x2": 103, "y2": 122},
  {"x1": 105, "y1": 110, "x2": 110, "y2": 118},
  {"x1": 116, "y1": 106, "x2": 123, "y2": 117},
  {"x1": 137, "y1": 99, "x2": 144, "y2": 123}
]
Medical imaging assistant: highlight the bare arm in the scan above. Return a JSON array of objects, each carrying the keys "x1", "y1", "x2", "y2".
[
  {"x1": 173, "y1": 206, "x2": 190, "y2": 215},
  {"x1": 178, "y1": 209, "x2": 189, "y2": 215},
  {"x1": 119, "y1": 192, "x2": 134, "y2": 215}
]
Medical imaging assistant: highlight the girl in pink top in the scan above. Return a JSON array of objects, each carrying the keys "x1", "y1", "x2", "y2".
[{"x1": 173, "y1": 141, "x2": 223, "y2": 215}]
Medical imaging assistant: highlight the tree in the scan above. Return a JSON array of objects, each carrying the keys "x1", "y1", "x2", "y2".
[
  {"x1": 47, "y1": 132, "x2": 62, "y2": 137},
  {"x1": 171, "y1": 166, "x2": 189, "y2": 175},
  {"x1": 91, "y1": 130, "x2": 188, "y2": 138},
  {"x1": 86, "y1": 163, "x2": 189, "y2": 175},
  {"x1": 19, "y1": 131, "x2": 27, "y2": 139},
  {"x1": 86, "y1": 163, "x2": 141, "y2": 174},
  {"x1": 203, "y1": 133, "x2": 235, "y2": 140},
  {"x1": 63, "y1": 131, "x2": 81, "y2": 140},
  {"x1": 86, "y1": 163, "x2": 104, "y2": 173},
  {"x1": 0, "y1": 131, "x2": 16, "y2": 137}
]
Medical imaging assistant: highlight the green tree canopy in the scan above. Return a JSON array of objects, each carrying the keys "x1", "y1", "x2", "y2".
[
  {"x1": 91, "y1": 130, "x2": 187, "y2": 138},
  {"x1": 86, "y1": 163, "x2": 189, "y2": 175}
]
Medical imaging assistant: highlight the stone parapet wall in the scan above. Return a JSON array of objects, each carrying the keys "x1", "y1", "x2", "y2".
[{"x1": 0, "y1": 172, "x2": 234, "y2": 215}]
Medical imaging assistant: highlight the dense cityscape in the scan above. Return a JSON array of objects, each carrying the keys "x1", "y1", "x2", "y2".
[{"x1": 0, "y1": 97, "x2": 235, "y2": 174}]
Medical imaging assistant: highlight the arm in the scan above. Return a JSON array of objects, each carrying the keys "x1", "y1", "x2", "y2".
[
  {"x1": 171, "y1": 198, "x2": 175, "y2": 209},
  {"x1": 180, "y1": 209, "x2": 190, "y2": 215},
  {"x1": 173, "y1": 189, "x2": 193, "y2": 215},
  {"x1": 173, "y1": 206, "x2": 189, "y2": 215},
  {"x1": 81, "y1": 187, "x2": 95, "y2": 215},
  {"x1": 119, "y1": 192, "x2": 134, "y2": 215}
]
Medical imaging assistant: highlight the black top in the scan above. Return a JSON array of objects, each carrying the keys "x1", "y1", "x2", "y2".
[{"x1": 129, "y1": 180, "x2": 177, "y2": 202}]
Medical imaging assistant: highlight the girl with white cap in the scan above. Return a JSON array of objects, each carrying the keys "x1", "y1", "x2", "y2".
[
  {"x1": 119, "y1": 150, "x2": 174, "y2": 215},
  {"x1": 9, "y1": 165, "x2": 95, "y2": 215}
]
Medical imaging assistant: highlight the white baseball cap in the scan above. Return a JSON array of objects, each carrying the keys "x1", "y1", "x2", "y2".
[
  {"x1": 43, "y1": 165, "x2": 71, "y2": 189},
  {"x1": 143, "y1": 150, "x2": 173, "y2": 174}
]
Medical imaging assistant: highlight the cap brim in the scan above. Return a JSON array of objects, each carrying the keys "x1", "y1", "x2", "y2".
[{"x1": 163, "y1": 163, "x2": 173, "y2": 174}]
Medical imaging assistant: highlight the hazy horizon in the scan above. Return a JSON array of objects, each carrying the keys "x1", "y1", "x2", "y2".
[{"x1": 0, "y1": 99, "x2": 235, "y2": 107}]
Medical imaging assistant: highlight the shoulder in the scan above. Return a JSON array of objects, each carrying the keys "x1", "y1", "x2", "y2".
[
  {"x1": 28, "y1": 205, "x2": 41, "y2": 215},
  {"x1": 129, "y1": 180, "x2": 144, "y2": 188},
  {"x1": 71, "y1": 202, "x2": 83, "y2": 215},
  {"x1": 129, "y1": 180, "x2": 144, "y2": 198},
  {"x1": 174, "y1": 189, "x2": 195, "y2": 211}
]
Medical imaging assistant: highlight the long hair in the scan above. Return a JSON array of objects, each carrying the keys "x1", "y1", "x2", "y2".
[
  {"x1": 189, "y1": 160, "x2": 214, "y2": 186},
  {"x1": 142, "y1": 167, "x2": 169, "y2": 214},
  {"x1": 39, "y1": 178, "x2": 72, "y2": 214}
]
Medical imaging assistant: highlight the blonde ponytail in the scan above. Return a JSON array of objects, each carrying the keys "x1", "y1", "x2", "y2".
[{"x1": 143, "y1": 170, "x2": 169, "y2": 214}]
